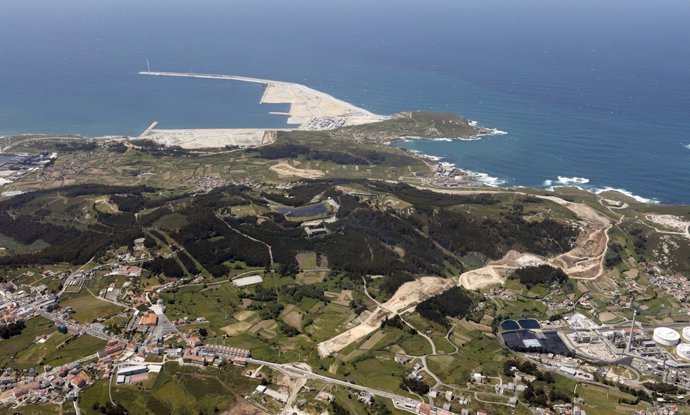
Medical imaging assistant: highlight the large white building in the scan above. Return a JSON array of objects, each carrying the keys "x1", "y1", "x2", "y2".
[{"x1": 117, "y1": 365, "x2": 148, "y2": 377}]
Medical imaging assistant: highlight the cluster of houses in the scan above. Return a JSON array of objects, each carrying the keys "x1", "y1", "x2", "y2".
[
  {"x1": 633, "y1": 404, "x2": 680, "y2": 415},
  {"x1": 651, "y1": 273, "x2": 690, "y2": 303},
  {"x1": 532, "y1": 406, "x2": 588, "y2": 415},
  {"x1": 0, "y1": 282, "x2": 55, "y2": 324},
  {"x1": 5, "y1": 361, "x2": 90, "y2": 406},
  {"x1": 395, "y1": 399, "x2": 456, "y2": 415}
]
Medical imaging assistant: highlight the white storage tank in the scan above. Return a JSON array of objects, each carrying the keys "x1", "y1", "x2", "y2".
[
  {"x1": 676, "y1": 343, "x2": 690, "y2": 361},
  {"x1": 681, "y1": 327, "x2": 690, "y2": 342},
  {"x1": 653, "y1": 327, "x2": 681, "y2": 346}
]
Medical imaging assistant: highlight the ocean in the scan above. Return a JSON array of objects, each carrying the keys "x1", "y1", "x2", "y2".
[{"x1": 1, "y1": 0, "x2": 689, "y2": 203}]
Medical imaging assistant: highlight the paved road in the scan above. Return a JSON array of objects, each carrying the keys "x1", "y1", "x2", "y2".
[
  {"x1": 247, "y1": 358, "x2": 417, "y2": 405},
  {"x1": 37, "y1": 311, "x2": 111, "y2": 340}
]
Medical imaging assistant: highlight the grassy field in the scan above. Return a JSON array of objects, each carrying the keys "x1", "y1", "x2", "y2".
[
  {"x1": 4, "y1": 404, "x2": 75, "y2": 415},
  {"x1": 59, "y1": 291, "x2": 122, "y2": 323},
  {"x1": 83, "y1": 274, "x2": 128, "y2": 296},
  {"x1": 295, "y1": 252, "x2": 319, "y2": 270},
  {"x1": 427, "y1": 329, "x2": 505, "y2": 385},
  {"x1": 0, "y1": 316, "x2": 55, "y2": 368},
  {"x1": 160, "y1": 283, "x2": 241, "y2": 333},
  {"x1": 5, "y1": 127, "x2": 433, "y2": 196},
  {"x1": 13, "y1": 333, "x2": 104, "y2": 370},
  {"x1": 80, "y1": 362, "x2": 259, "y2": 415},
  {"x1": 303, "y1": 303, "x2": 354, "y2": 342},
  {"x1": 13, "y1": 332, "x2": 71, "y2": 369},
  {"x1": 45, "y1": 335, "x2": 105, "y2": 367},
  {"x1": 398, "y1": 333, "x2": 434, "y2": 356},
  {"x1": 576, "y1": 383, "x2": 646, "y2": 415},
  {"x1": 343, "y1": 353, "x2": 414, "y2": 398}
]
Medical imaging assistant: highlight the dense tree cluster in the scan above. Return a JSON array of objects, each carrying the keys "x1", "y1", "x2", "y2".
[
  {"x1": 0, "y1": 180, "x2": 580, "y2": 301},
  {"x1": 261, "y1": 181, "x2": 342, "y2": 207},
  {"x1": 144, "y1": 256, "x2": 185, "y2": 278},
  {"x1": 145, "y1": 181, "x2": 577, "y2": 294},
  {"x1": 642, "y1": 382, "x2": 684, "y2": 395},
  {"x1": 280, "y1": 284, "x2": 325, "y2": 303},
  {"x1": 110, "y1": 194, "x2": 147, "y2": 212},
  {"x1": 177, "y1": 251, "x2": 200, "y2": 275},
  {"x1": 370, "y1": 399, "x2": 392, "y2": 415},
  {"x1": 380, "y1": 315, "x2": 405, "y2": 330},
  {"x1": 595, "y1": 376, "x2": 651, "y2": 402},
  {"x1": 0, "y1": 321, "x2": 26, "y2": 339},
  {"x1": 0, "y1": 212, "x2": 142, "y2": 266},
  {"x1": 605, "y1": 242, "x2": 624, "y2": 267},
  {"x1": 522, "y1": 382, "x2": 571, "y2": 408},
  {"x1": 91, "y1": 402, "x2": 127, "y2": 415},
  {"x1": 330, "y1": 401, "x2": 351, "y2": 415},
  {"x1": 169, "y1": 210, "x2": 270, "y2": 277},
  {"x1": 365, "y1": 181, "x2": 499, "y2": 210},
  {"x1": 129, "y1": 139, "x2": 193, "y2": 157},
  {"x1": 255, "y1": 143, "x2": 374, "y2": 165},
  {"x1": 55, "y1": 141, "x2": 97, "y2": 152},
  {"x1": 0, "y1": 184, "x2": 154, "y2": 211},
  {"x1": 278, "y1": 322, "x2": 299, "y2": 337},
  {"x1": 400, "y1": 377, "x2": 430, "y2": 395},
  {"x1": 630, "y1": 228, "x2": 648, "y2": 257},
  {"x1": 503, "y1": 359, "x2": 554, "y2": 382},
  {"x1": 254, "y1": 142, "x2": 410, "y2": 167},
  {"x1": 428, "y1": 209, "x2": 575, "y2": 260},
  {"x1": 416, "y1": 286, "x2": 476, "y2": 327},
  {"x1": 107, "y1": 142, "x2": 128, "y2": 153},
  {"x1": 509, "y1": 265, "x2": 568, "y2": 289}
]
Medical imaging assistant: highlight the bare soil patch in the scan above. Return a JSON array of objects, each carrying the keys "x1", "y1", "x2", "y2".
[
  {"x1": 317, "y1": 276, "x2": 454, "y2": 357},
  {"x1": 270, "y1": 162, "x2": 324, "y2": 179}
]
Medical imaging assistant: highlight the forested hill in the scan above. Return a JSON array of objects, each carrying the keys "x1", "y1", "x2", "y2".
[{"x1": 0, "y1": 180, "x2": 578, "y2": 296}]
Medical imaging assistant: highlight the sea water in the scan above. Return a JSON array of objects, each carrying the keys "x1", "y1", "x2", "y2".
[{"x1": 1, "y1": 0, "x2": 689, "y2": 203}]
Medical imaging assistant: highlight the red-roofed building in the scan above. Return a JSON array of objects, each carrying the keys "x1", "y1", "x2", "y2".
[
  {"x1": 182, "y1": 348, "x2": 210, "y2": 366},
  {"x1": 140, "y1": 313, "x2": 158, "y2": 326},
  {"x1": 188, "y1": 336, "x2": 202, "y2": 347},
  {"x1": 71, "y1": 372, "x2": 89, "y2": 388},
  {"x1": 416, "y1": 403, "x2": 431, "y2": 415},
  {"x1": 12, "y1": 387, "x2": 28, "y2": 399}
]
